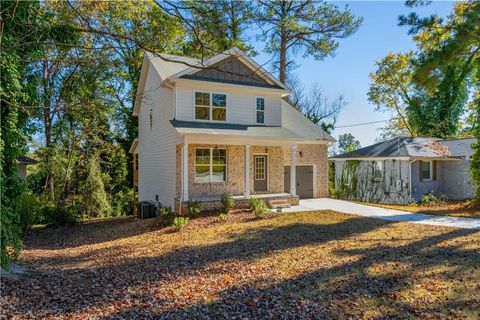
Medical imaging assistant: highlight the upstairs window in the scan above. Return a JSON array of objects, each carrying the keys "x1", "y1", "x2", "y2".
[
  {"x1": 256, "y1": 97, "x2": 265, "y2": 124},
  {"x1": 195, "y1": 92, "x2": 227, "y2": 121}
]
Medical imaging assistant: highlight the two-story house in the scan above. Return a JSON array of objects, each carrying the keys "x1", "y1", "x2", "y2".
[{"x1": 130, "y1": 48, "x2": 334, "y2": 212}]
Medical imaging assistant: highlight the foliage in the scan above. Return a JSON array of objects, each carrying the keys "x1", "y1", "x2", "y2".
[
  {"x1": 186, "y1": 200, "x2": 202, "y2": 218},
  {"x1": 159, "y1": 206, "x2": 175, "y2": 225},
  {"x1": 41, "y1": 203, "x2": 79, "y2": 227},
  {"x1": 172, "y1": 216, "x2": 189, "y2": 232},
  {"x1": 82, "y1": 156, "x2": 112, "y2": 218},
  {"x1": 256, "y1": 0, "x2": 362, "y2": 84},
  {"x1": 218, "y1": 213, "x2": 228, "y2": 222},
  {"x1": 338, "y1": 134, "x2": 361, "y2": 154},
  {"x1": 17, "y1": 193, "x2": 42, "y2": 235},
  {"x1": 220, "y1": 192, "x2": 235, "y2": 213},
  {"x1": 421, "y1": 192, "x2": 448, "y2": 205},
  {"x1": 335, "y1": 160, "x2": 361, "y2": 200},
  {"x1": 248, "y1": 197, "x2": 269, "y2": 218}
]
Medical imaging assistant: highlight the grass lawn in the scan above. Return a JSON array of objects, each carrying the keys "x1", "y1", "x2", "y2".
[
  {"x1": 1, "y1": 211, "x2": 479, "y2": 319},
  {"x1": 357, "y1": 200, "x2": 480, "y2": 219}
]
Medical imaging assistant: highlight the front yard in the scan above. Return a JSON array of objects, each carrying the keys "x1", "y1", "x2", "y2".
[
  {"x1": 359, "y1": 200, "x2": 480, "y2": 219},
  {"x1": 1, "y1": 211, "x2": 479, "y2": 319}
]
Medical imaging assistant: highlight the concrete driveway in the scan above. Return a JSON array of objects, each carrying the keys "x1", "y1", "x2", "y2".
[{"x1": 280, "y1": 198, "x2": 480, "y2": 230}]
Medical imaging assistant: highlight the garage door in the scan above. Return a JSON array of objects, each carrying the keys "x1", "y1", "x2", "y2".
[{"x1": 284, "y1": 165, "x2": 314, "y2": 199}]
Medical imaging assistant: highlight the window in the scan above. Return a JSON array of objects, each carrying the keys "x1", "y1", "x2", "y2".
[
  {"x1": 421, "y1": 161, "x2": 432, "y2": 180},
  {"x1": 373, "y1": 161, "x2": 383, "y2": 179},
  {"x1": 195, "y1": 92, "x2": 226, "y2": 121},
  {"x1": 195, "y1": 148, "x2": 227, "y2": 183},
  {"x1": 255, "y1": 156, "x2": 266, "y2": 180},
  {"x1": 256, "y1": 97, "x2": 265, "y2": 124}
]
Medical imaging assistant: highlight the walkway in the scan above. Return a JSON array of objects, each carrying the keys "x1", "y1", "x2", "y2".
[{"x1": 280, "y1": 198, "x2": 480, "y2": 230}]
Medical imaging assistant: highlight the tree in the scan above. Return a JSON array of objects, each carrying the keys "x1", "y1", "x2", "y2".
[
  {"x1": 82, "y1": 155, "x2": 111, "y2": 217},
  {"x1": 338, "y1": 133, "x2": 361, "y2": 154},
  {"x1": 256, "y1": 0, "x2": 362, "y2": 84},
  {"x1": 368, "y1": 52, "x2": 417, "y2": 137}
]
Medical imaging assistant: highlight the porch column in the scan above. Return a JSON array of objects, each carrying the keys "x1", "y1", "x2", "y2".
[
  {"x1": 182, "y1": 138, "x2": 189, "y2": 201},
  {"x1": 290, "y1": 144, "x2": 297, "y2": 196},
  {"x1": 245, "y1": 144, "x2": 250, "y2": 198}
]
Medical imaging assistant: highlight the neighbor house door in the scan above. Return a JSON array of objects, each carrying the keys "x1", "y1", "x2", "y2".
[{"x1": 254, "y1": 155, "x2": 268, "y2": 192}]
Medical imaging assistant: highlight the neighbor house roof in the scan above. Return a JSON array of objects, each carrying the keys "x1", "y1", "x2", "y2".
[
  {"x1": 16, "y1": 155, "x2": 38, "y2": 164},
  {"x1": 331, "y1": 137, "x2": 475, "y2": 160}
]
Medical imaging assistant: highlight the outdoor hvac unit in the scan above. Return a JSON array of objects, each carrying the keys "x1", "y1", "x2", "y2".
[{"x1": 137, "y1": 201, "x2": 158, "y2": 220}]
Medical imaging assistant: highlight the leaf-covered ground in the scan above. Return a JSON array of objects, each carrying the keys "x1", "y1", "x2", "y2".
[
  {"x1": 1, "y1": 211, "x2": 479, "y2": 319},
  {"x1": 358, "y1": 200, "x2": 480, "y2": 218}
]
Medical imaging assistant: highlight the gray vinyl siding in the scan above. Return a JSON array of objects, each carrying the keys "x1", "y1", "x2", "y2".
[{"x1": 138, "y1": 61, "x2": 178, "y2": 207}]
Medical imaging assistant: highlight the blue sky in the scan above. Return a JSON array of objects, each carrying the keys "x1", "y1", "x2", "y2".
[{"x1": 249, "y1": 1, "x2": 454, "y2": 147}]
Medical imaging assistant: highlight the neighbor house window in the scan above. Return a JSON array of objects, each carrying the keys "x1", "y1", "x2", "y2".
[
  {"x1": 373, "y1": 161, "x2": 383, "y2": 179},
  {"x1": 421, "y1": 161, "x2": 432, "y2": 180},
  {"x1": 195, "y1": 148, "x2": 227, "y2": 183},
  {"x1": 256, "y1": 97, "x2": 265, "y2": 124},
  {"x1": 195, "y1": 92, "x2": 226, "y2": 121}
]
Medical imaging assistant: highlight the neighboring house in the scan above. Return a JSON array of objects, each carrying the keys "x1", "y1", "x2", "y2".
[
  {"x1": 129, "y1": 48, "x2": 334, "y2": 212},
  {"x1": 331, "y1": 137, "x2": 475, "y2": 204},
  {"x1": 16, "y1": 156, "x2": 38, "y2": 180}
]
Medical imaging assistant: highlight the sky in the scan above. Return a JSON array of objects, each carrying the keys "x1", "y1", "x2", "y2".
[{"x1": 249, "y1": 1, "x2": 455, "y2": 147}]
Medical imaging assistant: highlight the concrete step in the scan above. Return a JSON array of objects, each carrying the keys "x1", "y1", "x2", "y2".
[{"x1": 266, "y1": 199, "x2": 291, "y2": 209}]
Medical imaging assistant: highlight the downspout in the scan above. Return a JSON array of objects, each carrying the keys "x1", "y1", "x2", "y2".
[{"x1": 408, "y1": 159, "x2": 415, "y2": 202}]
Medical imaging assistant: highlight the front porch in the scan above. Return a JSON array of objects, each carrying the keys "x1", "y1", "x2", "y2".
[
  {"x1": 174, "y1": 193, "x2": 299, "y2": 213},
  {"x1": 174, "y1": 134, "x2": 329, "y2": 213}
]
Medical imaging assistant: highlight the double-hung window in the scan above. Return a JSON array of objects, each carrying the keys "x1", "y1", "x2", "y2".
[
  {"x1": 256, "y1": 97, "x2": 265, "y2": 124},
  {"x1": 195, "y1": 148, "x2": 227, "y2": 183},
  {"x1": 195, "y1": 92, "x2": 226, "y2": 121},
  {"x1": 421, "y1": 161, "x2": 432, "y2": 180}
]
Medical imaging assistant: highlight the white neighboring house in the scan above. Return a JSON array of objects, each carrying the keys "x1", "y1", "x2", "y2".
[{"x1": 130, "y1": 48, "x2": 334, "y2": 212}]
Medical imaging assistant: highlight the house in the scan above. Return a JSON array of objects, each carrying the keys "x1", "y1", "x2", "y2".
[
  {"x1": 16, "y1": 156, "x2": 38, "y2": 180},
  {"x1": 129, "y1": 48, "x2": 334, "y2": 212},
  {"x1": 330, "y1": 137, "x2": 476, "y2": 204}
]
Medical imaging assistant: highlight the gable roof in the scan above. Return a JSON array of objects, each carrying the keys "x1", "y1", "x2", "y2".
[
  {"x1": 331, "y1": 137, "x2": 475, "y2": 159},
  {"x1": 166, "y1": 48, "x2": 291, "y2": 93},
  {"x1": 16, "y1": 155, "x2": 38, "y2": 165}
]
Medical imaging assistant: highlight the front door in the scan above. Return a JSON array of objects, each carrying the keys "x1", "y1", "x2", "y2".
[{"x1": 254, "y1": 155, "x2": 268, "y2": 192}]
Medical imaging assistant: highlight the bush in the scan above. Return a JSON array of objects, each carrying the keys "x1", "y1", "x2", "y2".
[
  {"x1": 248, "y1": 196, "x2": 269, "y2": 218},
  {"x1": 220, "y1": 192, "x2": 234, "y2": 213},
  {"x1": 218, "y1": 212, "x2": 228, "y2": 222},
  {"x1": 159, "y1": 206, "x2": 175, "y2": 225},
  {"x1": 186, "y1": 200, "x2": 202, "y2": 218},
  {"x1": 17, "y1": 193, "x2": 42, "y2": 235},
  {"x1": 422, "y1": 192, "x2": 448, "y2": 205},
  {"x1": 111, "y1": 189, "x2": 133, "y2": 217},
  {"x1": 42, "y1": 203, "x2": 79, "y2": 227},
  {"x1": 172, "y1": 216, "x2": 189, "y2": 232}
]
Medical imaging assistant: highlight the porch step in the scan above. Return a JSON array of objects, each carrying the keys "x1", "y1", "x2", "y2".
[{"x1": 266, "y1": 199, "x2": 291, "y2": 209}]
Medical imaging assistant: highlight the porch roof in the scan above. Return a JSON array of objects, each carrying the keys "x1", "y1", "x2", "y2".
[{"x1": 170, "y1": 120, "x2": 312, "y2": 142}]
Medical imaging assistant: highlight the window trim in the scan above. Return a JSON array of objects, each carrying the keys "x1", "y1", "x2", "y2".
[
  {"x1": 194, "y1": 90, "x2": 227, "y2": 122},
  {"x1": 194, "y1": 147, "x2": 227, "y2": 183},
  {"x1": 421, "y1": 160, "x2": 433, "y2": 181},
  {"x1": 255, "y1": 96, "x2": 265, "y2": 124}
]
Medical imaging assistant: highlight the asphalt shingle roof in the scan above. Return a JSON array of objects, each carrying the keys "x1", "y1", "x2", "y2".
[{"x1": 331, "y1": 137, "x2": 475, "y2": 159}]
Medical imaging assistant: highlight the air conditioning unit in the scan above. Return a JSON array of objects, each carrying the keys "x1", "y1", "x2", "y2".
[{"x1": 137, "y1": 201, "x2": 158, "y2": 220}]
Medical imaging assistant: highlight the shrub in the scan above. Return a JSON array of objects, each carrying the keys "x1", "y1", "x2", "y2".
[
  {"x1": 218, "y1": 212, "x2": 228, "y2": 222},
  {"x1": 112, "y1": 189, "x2": 134, "y2": 217},
  {"x1": 42, "y1": 203, "x2": 79, "y2": 227},
  {"x1": 172, "y1": 217, "x2": 189, "y2": 231},
  {"x1": 220, "y1": 192, "x2": 234, "y2": 213},
  {"x1": 186, "y1": 200, "x2": 202, "y2": 218},
  {"x1": 159, "y1": 206, "x2": 175, "y2": 225},
  {"x1": 248, "y1": 196, "x2": 269, "y2": 218},
  {"x1": 421, "y1": 192, "x2": 448, "y2": 205},
  {"x1": 17, "y1": 193, "x2": 42, "y2": 235}
]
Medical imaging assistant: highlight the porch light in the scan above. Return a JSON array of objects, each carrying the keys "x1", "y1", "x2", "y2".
[
  {"x1": 299, "y1": 151, "x2": 303, "y2": 157},
  {"x1": 264, "y1": 147, "x2": 268, "y2": 153}
]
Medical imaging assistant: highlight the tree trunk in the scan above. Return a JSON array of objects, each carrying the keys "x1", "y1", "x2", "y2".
[{"x1": 279, "y1": 1, "x2": 287, "y2": 84}]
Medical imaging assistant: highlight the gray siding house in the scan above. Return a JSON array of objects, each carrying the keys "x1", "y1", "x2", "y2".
[{"x1": 330, "y1": 137, "x2": 475, "y2": 204}]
